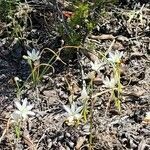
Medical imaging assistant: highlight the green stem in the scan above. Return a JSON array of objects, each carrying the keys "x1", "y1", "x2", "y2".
[
  {"x1": 113, "y1": 63, "x2": 122, "y2": 111},
  {"x1": 15, "y1": 121, "x2": 21, "y2": 139}
]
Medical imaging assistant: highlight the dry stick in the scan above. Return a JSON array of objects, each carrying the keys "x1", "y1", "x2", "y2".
[
  {"x1": 105, "y1": 39, "x2": 116, "y2": 56},
  {"x1": 92, "y1": 89, "x2": 110, "y2": 99},
  {"x1": 23, "y1": 134, "x2": 36, "y2": 150},
  {"x1": 35, "y1": 128, "x2": 50, "y2": 149},
  {"x1": 89, "y1": 34, "x2": 115, "y2": 40},
  {"x1": 0, "y1": 117, "x2": 11, "y2": 143}
]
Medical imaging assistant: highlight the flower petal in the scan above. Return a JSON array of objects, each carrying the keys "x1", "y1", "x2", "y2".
[
  {"x1": 63, "y1": 105, "x2": 72, "y2": 114},
  {"x1": 32, "y1": 49, "x2": 36, "y2": 55},
  {"x1": 27, "y1": 111, "x2": 35, "y2": 116},
  {"x1": 71, "y1": 102, "x2": 76, "y2": 113},
  {"x1": 80, "y1": 87, "x2": 88, "y2": 100},
  {"x1": 76, "y1": 106, "x2": 83, "y2": 113},
  {"x1": 109, "y1": 52, "x2": 114, "y2": 59},
  {"x1": 27, "y1": 50, "x2": 32, "y2": 57},
  {"x1": 22, "y1": 98, "x2": 28, "y2": 108},
  {"x1": 15, "y1": 101, "x2": 22, "y2": 110},
  {"x1": 23, "y1": 55, "x2": 28, "y2": 60},
  {"x1": 26, "y1": 104, "x2": 34, "y2": 110},
  {"x1": 120, "y1": 51, "x2": 124, "y2": 58},
  {"x1": 14, "y1": 110, "x2": 22, "y2": 115},
  {"x1": 36, "y1": 50, "x2": 40, "y2": 56}
]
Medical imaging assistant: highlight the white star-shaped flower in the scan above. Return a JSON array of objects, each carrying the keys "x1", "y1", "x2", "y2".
[
  {"x1": 108, "y1": 50, "x2": 124, "y2": 64},
  {"x1": 13, "y1": 98, "x2": 35, "y2": 120},
  {"x1": 103, "y1": 76, "x2": 117, "y2": 89},
  {"x1": 23, "y1": 49, "x2": 40, "y2": 62},
  {"x1": 90, "y1": 60, "x2": 104, "y2": 72},
  {"x1": 63, "y1": 102, "x2": 83, "y2": 125}
]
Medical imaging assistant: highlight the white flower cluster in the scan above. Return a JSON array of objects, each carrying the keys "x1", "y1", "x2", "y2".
[{"x1": 90, "y1": 50, "x2": 124, "y2": 72}]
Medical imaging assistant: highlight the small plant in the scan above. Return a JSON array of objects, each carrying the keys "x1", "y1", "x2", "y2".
[
  {"x1": 108, "y1": 50, "x2": 124, "y2": 64},
  {"x1": 63, "y1": 102, "x2": 83, "y2": 126},
  {"x1": 12, "y1": 2, "x2": 32, "y2": 38},
  {"x1": 23, "y1": 49, "x2": 41, "y2": 86},
  {"x1": 11, "y1": 98, "x2": 35, "y2": 138},
  {"x1": 79, "y1": 80, "x2": 90, "y2": 122},
  {"x1": 59, "y1": 2, "x2": 95, "y2": 46},
  {"x1": 0, "y1": 1, "x2": 32, "y2": 39},
  {"x1": 107, "y1": 50, "x2": 124, "y2": 111},
  {"x1": 0, "y1": 0, "x2": 20, "y2": 22},
  {"x1": 23, "y1": 48, "x2": 65, "y2": 86}
]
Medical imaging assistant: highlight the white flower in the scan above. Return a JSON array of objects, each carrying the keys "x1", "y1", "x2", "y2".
[
  {"x1": 79, "y1": 81, "x2": 89, "y2": 100},
  {"x1": 103, "y1": 76, "x2": 117, "y2": 89},
  {"x1": 108, "y1": 50, "x2": 124, "y2": 63},
  {"x1": 90, "y1": 60, "x2": 104, "y2": 72},
  {"x1": 13, "y1": 98, "x2": 35, "y2": 120},
  {"x1": 63, "y1": 102, "x2": 83, "y2": 125},
  {"x1": 80, "y1": 86, "x2": 89, "y2": 100},
  {"x1": 23, "y1": 49, "x2": 40, "y2": 62}
]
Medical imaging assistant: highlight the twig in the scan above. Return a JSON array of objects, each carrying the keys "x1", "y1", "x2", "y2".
[{"x1": 0, "y1": 117, "x2": 11, "y2": 143}]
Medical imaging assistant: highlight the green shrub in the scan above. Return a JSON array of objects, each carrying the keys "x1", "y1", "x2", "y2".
[{"x1": 0, "y1": 0, "x2": 20, "y2": 22}]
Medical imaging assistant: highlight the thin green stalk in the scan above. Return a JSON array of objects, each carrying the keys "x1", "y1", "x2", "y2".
[
  {"x1": 82, "y1": 99, "x2": 88, "y2": 122},
  {"x1": 113, "y1": 62, "x2": 122, "y2": 111},
  {"x1": 15, "y1": 122, "x2": 21, "y2": 139}
]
